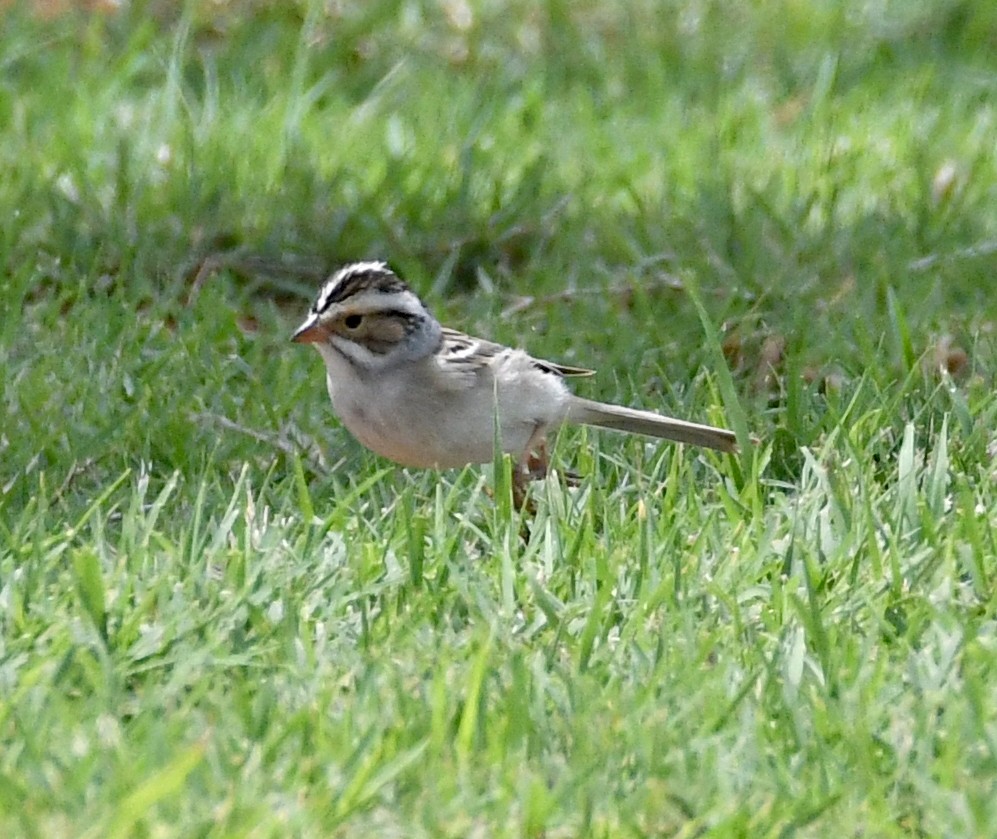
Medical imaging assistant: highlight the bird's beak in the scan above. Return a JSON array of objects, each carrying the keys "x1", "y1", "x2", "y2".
[{"x1": 291, "y1": 315, "x2": 325, "y2": 344}]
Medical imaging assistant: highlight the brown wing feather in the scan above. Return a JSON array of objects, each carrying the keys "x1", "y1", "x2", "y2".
[
  {"x1": 440, "y1": 327, "x2": 594, "y2": 378},
  {"x1": 530, "y1": 358, "x2": 595, "y2": 377}
]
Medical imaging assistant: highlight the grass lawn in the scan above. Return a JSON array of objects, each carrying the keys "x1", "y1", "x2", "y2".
[{"x1": 1, "y1": 1, "x2": 995, "y2": 836}]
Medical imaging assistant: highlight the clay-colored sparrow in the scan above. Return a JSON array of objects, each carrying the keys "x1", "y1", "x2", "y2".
[{"x1": 293, "y1": 262, "x2": 736, "y2": 489}]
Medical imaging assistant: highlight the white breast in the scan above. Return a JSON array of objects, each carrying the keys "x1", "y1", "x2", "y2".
[{"x1": 319, "y1": 346, "x2": 571, "y2": 468}]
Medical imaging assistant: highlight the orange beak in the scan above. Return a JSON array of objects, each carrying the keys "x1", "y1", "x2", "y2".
[{"x1": 291, "y1": 315, "x2": 326, "y2": 344}]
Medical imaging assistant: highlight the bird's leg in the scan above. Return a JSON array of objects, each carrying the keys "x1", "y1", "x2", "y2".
[
  {"x1": 513, "y1": 423, "x2": 549, "y2": 511},
  {"x1": 525, "y1": 440, "x2": 549, "y2": 481}
]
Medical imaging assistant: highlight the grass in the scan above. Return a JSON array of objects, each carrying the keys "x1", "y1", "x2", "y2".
[{"x1": 1, "y1": 0, "x2": 996, "y2": 836}]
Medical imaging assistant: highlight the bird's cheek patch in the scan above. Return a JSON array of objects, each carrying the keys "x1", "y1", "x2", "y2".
[
  {"x1": 331, "y1": 312, "x2": 408, "y2": 355},
  {"x1": 363, "y1": 314, "x2": 408, "y2": 345}
]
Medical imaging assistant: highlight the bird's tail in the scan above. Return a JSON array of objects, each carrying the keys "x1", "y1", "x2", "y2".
[{"x1": 565, "y1": 397, "x2": 737, "y2": 453}]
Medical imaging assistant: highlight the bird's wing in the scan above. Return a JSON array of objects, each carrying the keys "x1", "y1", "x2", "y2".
[{"x1": 439, "y1": 327, "x2": 595, "y2": 379}]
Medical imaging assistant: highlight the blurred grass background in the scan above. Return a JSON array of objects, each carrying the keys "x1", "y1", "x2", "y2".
[{"x1": 1, "y1": 1, "x2": 995, "y2": 836}]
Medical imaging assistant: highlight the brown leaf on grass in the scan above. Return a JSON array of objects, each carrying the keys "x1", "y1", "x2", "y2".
[
  {"x1": 720, "y1": 328, "x2": 744, "y2": 372},
  {"x1": 802, "y1": 365, "x2": 846, "y2": 394},
  {"x1": 720, "y1": 321, "x2": 787, "y2": 393},
  {"x1": 925, "y1": 335, "x2": 970, "y2": 380},
  {"x1": 754, "y1": 334, "x2": 786, "y2": 393}
]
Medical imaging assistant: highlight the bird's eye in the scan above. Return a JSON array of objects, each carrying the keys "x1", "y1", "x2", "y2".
[{"x1": 343, "y1": 314, "x2": 363, "y2": 329}]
